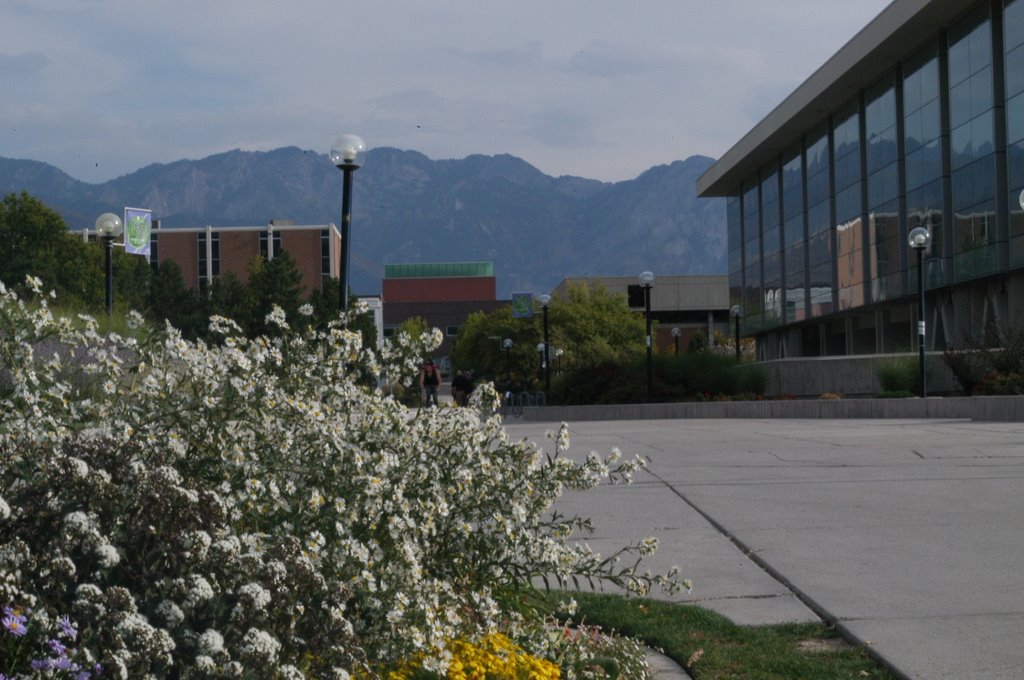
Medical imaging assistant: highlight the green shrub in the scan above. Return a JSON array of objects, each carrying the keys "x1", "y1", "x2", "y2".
[
  {"x1": 943, "y1": 326, "x2": 1024, "y2": 395},
  {"x1": 550, "y1": 352, "x2": 766, "y2": 405},
  {"x1": 736, "y1": 362, "x2": 769, "y2": 396},
  {"x1": 876, "y1": 357, "x2": 919, "y2": 394}
]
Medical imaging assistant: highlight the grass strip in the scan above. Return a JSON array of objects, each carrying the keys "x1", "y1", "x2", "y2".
[{"x1": 553, "y1": 592, "x2": 900, "y2": 679}]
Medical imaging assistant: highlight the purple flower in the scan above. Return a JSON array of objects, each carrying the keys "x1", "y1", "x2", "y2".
[
  {"x1": 48, "y1": 637, "x2": 69, "y2": 656},
  {"x1": 2, "y1": 611, "x2": 28, "y2": 636},
  {"x1": 58, "y1": 614, "x2": 78, "y2": 640}
]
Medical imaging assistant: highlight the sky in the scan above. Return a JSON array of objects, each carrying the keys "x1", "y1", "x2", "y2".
[{"x1": 2, "y1": 0, "x2": 893, "y2": 185}]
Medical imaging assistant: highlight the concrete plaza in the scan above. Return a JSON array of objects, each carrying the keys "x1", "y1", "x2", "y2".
[{"x1": 505, "y1": 417, "x2": 1024, "y2": 680}]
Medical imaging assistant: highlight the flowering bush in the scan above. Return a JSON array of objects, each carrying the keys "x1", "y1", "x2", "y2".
[
  {"x1": 373, "y1": 632, "x2": 560, "y2": 680},
  {"x1": 0, "y1": 277, "x2": 683, "y2": 678}
]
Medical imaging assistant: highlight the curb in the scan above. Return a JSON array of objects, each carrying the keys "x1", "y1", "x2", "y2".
[{"x1": 646, "y1": 648, "x2": 693, "y2": 679}]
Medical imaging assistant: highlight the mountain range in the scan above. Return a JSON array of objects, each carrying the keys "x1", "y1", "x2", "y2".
[{"x1": 0, "y1": 147, "x2": 726, "y2": 298}]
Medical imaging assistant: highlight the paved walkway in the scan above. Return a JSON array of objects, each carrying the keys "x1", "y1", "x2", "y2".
[{"x1": 505, "y1": 417, "x2": 1024, "y2": 680}]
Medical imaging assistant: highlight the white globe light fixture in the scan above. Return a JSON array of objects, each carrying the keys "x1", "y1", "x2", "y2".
[{"x1": 330, "y1": 134, "x2": 366, "y2": 166}]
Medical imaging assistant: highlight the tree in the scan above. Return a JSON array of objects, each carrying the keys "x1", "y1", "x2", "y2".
[
  {"x1": 0, "y1": 192, "x2": 101, "y2": 307},
  {"x1": 147, "y1": 260, "x2": 204, "y2": 338},
  {"x1": 207, "y1": 271, "x2": 254, "y2": 332},
  {"x1": 452, "y1": 282, "x2": 645, "y2": 390},
  {"x1": 548, "y1": 282, "x2": 645, "y2": 371},
  {"x1": 246, "y1": 250, "x2": 304, "y2": 335},
  {"x1": 113, "y1": 249, "x2": 153, "y2": 314}
]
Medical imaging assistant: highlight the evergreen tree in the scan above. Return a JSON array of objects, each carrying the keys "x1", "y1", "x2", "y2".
[
  {"x1": 208, "y1": 271, "x2": 254, "y2": 332},
  {"x1": 147, "y1": 260, "x2": 204, "y2": 338},
  {"x1": 247, "y1": 250, "x2": 304, "y2": 335}
]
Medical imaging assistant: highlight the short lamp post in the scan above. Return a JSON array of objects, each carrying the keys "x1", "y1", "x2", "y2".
[
  {"x1": 908, "y1": 226, "x2": 932, "y2": 398},
  {"x1": 538, "y1": 294, "x2": 552, "y2": 394},
  {"x1": 671, "y1": 326, "x2": 681, "y2": 355},
  {"x1": 730, "y1": 304, "x2": 743, "y2": 362},
  {"x1": 502, "y1": 338, "x2": 513, "y2": 385},
  {"x1": 95, "y1": 213, "x2": 124, "y2": 315},
  {"x1": 330, "y1": 133, "x2": 366, "y2": 313},
  {"x1": 639, "y1": 271, "x2": 655, "y2": 402}
]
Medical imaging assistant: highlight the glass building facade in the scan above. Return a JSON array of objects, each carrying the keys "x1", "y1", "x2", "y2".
[{"x1": 700, "y1": 0, "x2": 1024, "y2": 359}]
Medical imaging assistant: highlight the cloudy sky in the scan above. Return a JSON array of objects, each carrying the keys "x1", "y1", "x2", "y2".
[{"x1": 3, "y1": 0, "x2": 892, "y2": 185}]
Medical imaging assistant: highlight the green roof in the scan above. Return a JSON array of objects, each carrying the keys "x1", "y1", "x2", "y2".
[{"x1": 384, "y1": 262, "x2": 493, "y2": 279}]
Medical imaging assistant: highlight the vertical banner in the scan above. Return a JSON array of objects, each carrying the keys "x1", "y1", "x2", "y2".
[
  {"x1": 511, "y1": 292, "x2": 534, "y2": 318},
  {"x1": 124, "y1": 207, "x2": 152, "y2": 256}
]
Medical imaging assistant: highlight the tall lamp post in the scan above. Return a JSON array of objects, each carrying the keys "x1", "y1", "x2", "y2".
[
  {"x1": 502, "y1": 338, "x2": 513, "y2": 387},
  {"x1": 730, "y1": 304, "x2": 743, "y2": 362},
  {"x1": 671, "y1": 326, "x2": 681, "y2": 355},
  {"x1": 908, "y1": 226, "x2": 931, "y2": 398},
  {"x1": 538, "y1": 294, "x2": 552, "y2": 394},
  {"x1": 639, "y1": 271, "x2": 655, "y2": 402},
  {"x1": 536, "y1": 342, "x2": 546, "y2": 387},
  {"x1": 330, "y1": 133, "x2": 366, "y2": 312},
  {"x1": 95, "y1": 213, "x2": 123, "y2": 315}
]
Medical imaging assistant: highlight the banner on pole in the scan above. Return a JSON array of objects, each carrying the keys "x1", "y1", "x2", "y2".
[
  {"x1": 511, "y1": 292, "x2": 534, "y2": 318},
  {"x1": 124, "y1": 207, "x2": 152, "y2": 256}
]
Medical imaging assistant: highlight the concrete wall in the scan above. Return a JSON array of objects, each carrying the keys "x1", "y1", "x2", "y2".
[
  {"x1": 521, "y1": 395, "x2": 1024, "y2": 422},
  {"x1": 760, "y1": 353, "x2": 959, "y2": 397}
]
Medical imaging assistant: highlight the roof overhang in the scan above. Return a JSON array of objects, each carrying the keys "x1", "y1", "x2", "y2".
[{"x1": 697, "y1": 0, "x2": 973, "y2": 197}]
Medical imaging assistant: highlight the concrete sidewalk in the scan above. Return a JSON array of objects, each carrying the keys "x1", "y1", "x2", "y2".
[{"x1": 505, "y1": 417, "x2": 1024, "y2": 680}]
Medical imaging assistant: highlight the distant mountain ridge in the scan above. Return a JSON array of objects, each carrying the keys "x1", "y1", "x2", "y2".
[{"x1": 0, "y1": 147, "x2": 726, "y2": 297}]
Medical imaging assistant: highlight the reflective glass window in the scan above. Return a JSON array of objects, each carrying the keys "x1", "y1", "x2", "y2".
[
  {"x1": 1008, "y1": 0, "x2": 1024, "y2": 52},
  {"x1": 761, "y1": 169, "x2": 781, "y2": 255},
  {"x1": 782, "y1": 151, "x2": 803, "y2": 220},
  {"x1": 784, "y1": 245, "x2": 806, "y2": 323},
  {"x1": 743, "y1": 181, "x2": 760, "y2": 256},
  {"x1": 808, "y1": 199, "x2": 831, "y2": 236},
  {"x1": 727, "y1": 196, "x2": 741, "y2": 252},
  {"x1": 763, "y1": 253, "x2": 783, "y2": 327},
  {"x1": 949, "y1": 6, "x2": 996, "y2": 280},
  {"x1": 1007, "y1": 44, "x2": 1024, "y2": 98},
  {"x1": 832, "y1": 108, "x2": 861, "y2": 191}
]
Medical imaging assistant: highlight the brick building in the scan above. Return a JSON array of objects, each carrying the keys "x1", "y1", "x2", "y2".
[
  {"x1": 83, "y1": 221, "x2": 341, "y2": 294},
  {"x1": 382, "y1": 262, "x2": 505, "y2": 362}
]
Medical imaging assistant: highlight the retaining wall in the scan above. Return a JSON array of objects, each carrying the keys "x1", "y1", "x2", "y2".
[{"x1": 521, "y1": 395, "x2": 1024, "y2": 422}]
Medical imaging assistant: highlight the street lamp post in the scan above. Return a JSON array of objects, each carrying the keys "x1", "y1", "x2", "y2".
[
  {"x1": 639, "y1": 271, "x2": 655, "y2": 402},
  {"x1": 908, "y1": 226, "x2": 932, "y2": 398},
  {"x1": 502, "y1": 338, "x2": 513, "y2": 387},
  {"x1": 671, "y1": 326, "x2": 681, "y2": 355},
  {"x1": 730, "y1": 304, "x2": 743, "y2": 362},
  {"x1": 729, "y1": 305, "x2": 745, "y2": 364},
  {"x1": 536, "y1": 342, "x2": 546, "y2": 387},
  {"x1": 95, "y1": 213, "x2": 124, "y2": 315},
  {"x1": 330, "y1": 134, "x2": 366, "y2": 313},
  {"x1": 539, "y1": 294, "x2": 551, "y2": 394}
]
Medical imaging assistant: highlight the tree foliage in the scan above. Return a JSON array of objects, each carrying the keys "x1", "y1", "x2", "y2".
[
  {"x1": 451, "y1": 282, "x2": 645, "y2": 391},
  {"x1": 0, "y1": 191, "x2": 102, "y2": 306}
]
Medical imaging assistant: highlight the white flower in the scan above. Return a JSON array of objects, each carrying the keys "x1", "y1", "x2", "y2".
[
  {"x1": 235, "y1": 582, "x2": 272, "y2": 613},
  {"x1": 198, "y1": 629, "x2": 225, "y2": 655},
  {"x1": 0, "y1": 495, "x2": 9, "y2": 521},
  {"x1": 240, "y1": 628, "x2": 281, "y2": 663},
  {"x1": 155, "y1": 600, "x2": 185, "y2": 628},
  {"x1": 298, "y1": 304, "x2": 314, "y2": 317},
  {"x1": 95, "y1": 543, "x2": 121, "y2": 567},
  {"x1": 194, "y1": 655, "x2": 216, "y2": 672}
]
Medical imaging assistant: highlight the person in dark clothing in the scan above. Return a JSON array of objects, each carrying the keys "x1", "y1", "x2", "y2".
[
  {"x1": 420, "y1": 360, "x2": 441, "y2": 407},
  {"x1": 451, "y1": 370, "x2": 474, "y2": 406}
]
